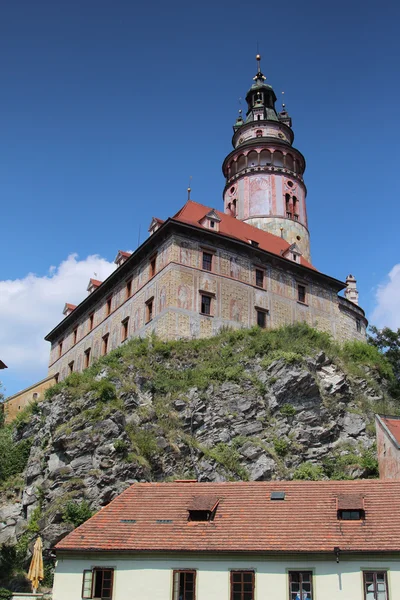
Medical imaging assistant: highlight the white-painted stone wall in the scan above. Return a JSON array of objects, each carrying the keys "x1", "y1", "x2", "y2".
[{"x1": 53, "y1": 552, "x2": 400, "y2": 600}]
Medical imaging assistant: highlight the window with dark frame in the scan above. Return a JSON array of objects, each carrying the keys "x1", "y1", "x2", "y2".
[
  {"x1": 202, "y1": 251, "x2": 213, "y2": 271},
  {"x1": 289, "y1": 571, "x2": 313, "y2": 600},
  {"x1": 230, "y1": 570, "x2": 255, "y2": 600},
  {"x1": 338, "y1": 509, "x2": 364, "y2": 520},
  {"x1": 256, "y1": 310, "x2": 267, "y2": 328},
  {"x1": 297, "y1": 284, "x2": 306, "y2": 303},
  {"x1": 356, "y1": 318, "x2": 361, "y2": 332},
  {"x1": 172, "y1": 570, "x2": 196, "y2": 600},
  {"x1": 121, "y1": 318, "x2": 129, "y2": 341},
  {"x1": 73, "y1": 328, "x2": 78, "y2": 345},
  {"x1": 363, "y1": 571, "x2": 388, "y2": 600},
  {"x1": 84, "y1": 348, "x2": 91, "y2": 369},
  {"x1": 102, "y1": 334, "x2": 109, "y2": 356},
  {"x1": 255, "y1": 269, "x2": 264, "y2": 288},
  {"x1": 201, "y1": 294, "x2": 211, "y2": 316},
  {"x1": 126, "y1": 279, "x2": 132, "y2": 299},
  {"x1": 106, "y1": 297, "x2": 112, "y2": 316},
  {"x1": 150, "y1": 255, "x2": 157, "y2": 278},
  {"x1": 89, "y1": 312, "x2": 94, "y2": 331},
  {"x1": 146, "y1": 300, "x2": 153, "y2": 323},
  {"x1": 54, "y1": 373, "x2": 59, "y2": 384},
  {"x1": 58, "y1": 340, "x2": 63, "y2": 357},
  {"x1": 68, "y1": 361, "x2": 74, "y2": 374},
  {"x1": 82, "y1": 568, "x2": 114, "y2": 599}
]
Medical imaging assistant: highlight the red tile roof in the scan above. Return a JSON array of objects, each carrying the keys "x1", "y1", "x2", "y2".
[
  {"x1": 380, "y1": 416, "x2": 400, "y2": 446},
  {"x1": 172, "y1": 201, "x2": 316, "y2": 271},
  {"x1": 88, "y1": 278, "x2": 102, "y2": 287},
  {"x1": 64, "y1": 303, "x2": 77, "y2": 311},
  {"x1": 117, "y1": 250, "x2": 132, "y2": 258},
  {"x1": 56, "y1": 480, "x2": 400, "y2": 553}
]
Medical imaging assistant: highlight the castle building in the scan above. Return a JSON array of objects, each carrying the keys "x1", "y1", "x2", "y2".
[{"x1": 45, "y1": 57, "x2": 367, "y2": 383}]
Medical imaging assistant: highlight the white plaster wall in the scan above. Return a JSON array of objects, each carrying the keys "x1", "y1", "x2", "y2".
[{"x1": 52, "y1": 553, "x2": 400, "y2": 600}]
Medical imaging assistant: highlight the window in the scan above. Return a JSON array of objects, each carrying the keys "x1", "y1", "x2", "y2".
[
  {"x1": 172, "y1": 570, "x2": 196, "y2": 600},
  {"x1": 230, "y1": 570, "x2": 255, "y2": 600},
  {"x1": 257, "y1": 310, "x2": 267, "y2": 328},
  {"x1": 68, "y1": 361, "x2": 74, "y2": 374},
  {"x1": 201, "y1": 294, "x2": 211, "y2": 316},
  {"x1": 82, "y1": 568, "x2": 114, "y2": 599},
  {"x1": 84, "y1": 348, "x2": 91, "y2": 369},
  {"x1": 54, "y1": 373, "x2": 59, "y2": 384},
  {"x1": 126, "y1": 279, "x2": 132, "y2": 299},
  {"x1": 338, "y1": 509, "x2": 364, "y2": 520},
  {"x1": 58, "y1": 340, "x2": 63, "y2": 358},
  {"x1": 255, "y1": 269, "x2": 264, "y2": 288},
  {"x1": 146, "y1": 300, "x2": 153, "y2": 323},
  {"x1": 106, "y1": 297, "x2": 112, "y2": 316},
  {"x1": 150, "y1": 255, "x2": 157, "y2": 278},
  {"x1": 121, "y1": 318, "x2": 129, "y2": 341},
  {"x1": 250, "y1": 240, "x2": 259, "y2": 247},
  {"x1": 289, "y1": 571, "x2": 313, "y2": 600},
  {"x1": 73, "y1": 328, "x2": 78, "y2": 345},
  {"x1": 294, "y1": 214, "x2": 299, "y2": 221},
  {"x1": 297, "y1": 284, "x2": 306, "y2": 304},
  {"x1": 102, "y1": 334, "x2": 109, "y2": 356},
  {"x1": 210, "y1": 220, "x2": 215, "y2": 228},
  {"x1": 356, "y1": 318, "x2": 361, "y2": 332},
  {"x1": 363, "y1": 571, "x2": 388, "y2": 600},
  {"x1": 286, "y1": 212, "x2": 292, "y2": 219},
  {"x1": 32, "y1": 393, "x2": 38, "y2": 401},
  {"x1": 202, "y1": 252, "x2": 213, "y2": 271},
  {"x1": 89, "y1": 312, "x2": 94, "y2": 331}
]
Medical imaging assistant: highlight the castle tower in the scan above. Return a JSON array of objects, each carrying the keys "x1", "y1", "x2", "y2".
[
  {"x1": 222, "y1": 55, "x2": 310, "y2": 260},
  {"x1": 344, "y1": 274, "x2": 359, "y2": 305}
]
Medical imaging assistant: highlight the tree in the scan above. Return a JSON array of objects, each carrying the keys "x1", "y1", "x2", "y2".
[
  {"x1": 0, "y1": 382, "x2": 4, "y2": 428},
  {"x1": 368, "y1": 326, "x2": 400, "y2": 397}
]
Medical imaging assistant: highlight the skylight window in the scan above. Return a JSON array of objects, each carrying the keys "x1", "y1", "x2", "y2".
[{"x1": 270, "y1": 491, "x2": 285, "y2": 501}]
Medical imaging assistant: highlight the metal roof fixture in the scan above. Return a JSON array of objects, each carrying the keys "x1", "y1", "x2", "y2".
[{"x1": 270, "y1": 491, "x2": 285, "y2": 501}]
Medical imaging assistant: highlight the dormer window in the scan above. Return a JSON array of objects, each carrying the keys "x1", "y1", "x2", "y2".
[
  {"x1": 187, "y1": 495, "x2": 219, "y2": 522},
  {"x1": 337, "y1": 495, "x2": 365, "y2": 520},
  {"x1": 250, "y1": 240, "x2": 259, "y2": 248},
  {"x1": 210, "y1": 220, "x2": 215, "y2": 228}
]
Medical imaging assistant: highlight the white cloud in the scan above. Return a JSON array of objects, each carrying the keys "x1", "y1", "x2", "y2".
[
  {"x1": 370, "y1": 264, "x2": 400, "y2": 329},
  {"x1": 0, "y1": 254, "x2": 116, "y2": 387}
]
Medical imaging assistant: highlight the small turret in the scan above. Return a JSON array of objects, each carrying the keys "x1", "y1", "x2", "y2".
[{"x1": 344, "y1": 274, "x2": 359, "y2": 305}]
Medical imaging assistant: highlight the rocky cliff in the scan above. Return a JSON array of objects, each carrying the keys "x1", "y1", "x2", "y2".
[{"x1": 0, "y1": 324, "x2": 397, "y2": 566}]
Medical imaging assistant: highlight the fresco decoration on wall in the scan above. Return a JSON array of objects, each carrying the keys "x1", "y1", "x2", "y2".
[
  {"x1": 230, "y1": 257, "x2": 240, "y2": 279},
  {"x1": 230, "y1": 299, "x2": 242, "y2": 322},
  {"x1": 178, "y1": 285, "x2": 191, "y2": 310},
  {"x1": 159, "y1": 286, "x2": 167, "y2": 312},
  {"x1": 199, "y1": 275, "x2": 216, "y2": 294},
  {"x1": 180, "y1": 242, "x2": 191, "y2": 266},
  {"x1": 249, "y1": 176, "x2": 271, "y2": 216}
]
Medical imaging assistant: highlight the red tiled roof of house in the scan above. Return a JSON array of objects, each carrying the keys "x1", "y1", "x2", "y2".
[
  {"x1": 380, "y1": 416, "x2": 400, "y2": 446},
  {"x1": 64, "y1": 303, "x2": 77, "y2": 311},
  {"x1": 172, "y1": 201, "x2": 317, "y2": 271},
  {"x1": 55, "y1": 480, "x2": 400, "y2": 553}
]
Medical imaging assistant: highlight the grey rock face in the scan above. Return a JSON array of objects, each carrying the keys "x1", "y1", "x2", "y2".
[{"x1": 0, "y1": 355, "x2": 383, "y2": 553}]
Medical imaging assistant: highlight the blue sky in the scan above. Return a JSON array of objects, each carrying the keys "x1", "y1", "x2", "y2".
[{"x1": 1, "y1": 0, "x2": 400, "y2": 396}]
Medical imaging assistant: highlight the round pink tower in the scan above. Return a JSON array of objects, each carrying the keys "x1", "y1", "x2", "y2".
[{"x1": 222, "y1": 55, "x2": 310, "y2": 261}]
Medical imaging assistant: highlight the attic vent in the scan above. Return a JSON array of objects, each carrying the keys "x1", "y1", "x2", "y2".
[
  {"x1": 156, "y1": 519, "x2": 173, "y2": 524},
  {"x1": 270, "y1": 491, "x2": 285, "y2": 501},
  {"x1": 188, "y1": 495, "x2": 219, "y2": 522},
  {"x1": 120, "y1": 519, "x2": 136, "y2": 523}
]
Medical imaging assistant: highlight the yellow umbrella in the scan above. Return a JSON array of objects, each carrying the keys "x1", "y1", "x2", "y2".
[{"x1": 27, "y1": 536, "x2": 44, "y2": 593}]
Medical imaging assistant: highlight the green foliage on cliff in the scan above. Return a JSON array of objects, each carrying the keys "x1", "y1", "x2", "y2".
[{"x1": 0, "y1": 428, "x2": 32, "y2": 483}]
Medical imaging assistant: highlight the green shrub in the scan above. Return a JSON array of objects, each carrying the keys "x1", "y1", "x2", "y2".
[
  {"x1": 0, "y1": 429, "x2": 32, "y2": 483},
  {"x1": 208, "y1": 442, "x2": 248, "y2": 480},
  {"x1": 89, "y1": 380, "x2": 116, "y2": 402},
  {"x1": 0, "y1": 588, "x2": 12, "y2": 599},
  {"x1": 62, "y1": 500, "x2": 94, "y2": 528},
  {"x1": 293, "y1": 462, "x2": 324, "y2": 480},
  {"x1": 113, "y1": 439, "x2": 128, "y2": 455},
  {"x1": 273, "y1": 438, "x2": 289, "y2": 457},
  {"x1": 280, "y1": 404, "x2": 297, "y2": 417},
  {"x1": 341, "y1": 341, "x2": 393, "y2": 380}
]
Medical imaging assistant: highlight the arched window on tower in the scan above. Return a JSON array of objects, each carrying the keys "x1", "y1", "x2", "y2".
[
  {"x1": 248, "y1": 151, "x2": 258, "y2": 169},
  {"x1": 237, "y1": 155, "x2": 246, "y2": 172},
  {"x1": 256, "y1": 129, "x2": 262, "y2": 138},
  {"x1": 232, "y1": 199, "x2": 237, "y2": 216},
  {"x1": 273, "y1": 151, "x2": 284, "y2": 168},
  {"x1": 285, "y1": 193, "x2": 292, "y2": 219},
  {"x1": 259, "y1": 150, "x2": 271, "y2": 167},
  {"x1": 285, "y1": 154, "x2": 294, "y2": 171},
  {"x1": 293, "y1": 196, "x2": 298, "y2": 221}
]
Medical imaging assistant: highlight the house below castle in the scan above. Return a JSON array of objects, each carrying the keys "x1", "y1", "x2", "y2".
[{"x1": 44, "y1": 56, "x2": 367, "y2": 382}]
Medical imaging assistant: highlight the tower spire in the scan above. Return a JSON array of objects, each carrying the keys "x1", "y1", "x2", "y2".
[{"x1": 254, "y1": 54, "x2": 266, "y2": 82}]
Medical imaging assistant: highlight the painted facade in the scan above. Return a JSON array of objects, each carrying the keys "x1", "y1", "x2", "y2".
[
  {"x1": 46, "y1": 230, "x2": 367, "y2": 382},
  {"x1": 53, "y1": 553, "x2": 399, "y2": 600}
]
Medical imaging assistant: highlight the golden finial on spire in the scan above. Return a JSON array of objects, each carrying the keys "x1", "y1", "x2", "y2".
[
  {"x1": 256, "y1": 53, "x2": 261, "y2": 73},
  {"x1": 187, "y1": 176, "x2": 192, "y2": 201}
]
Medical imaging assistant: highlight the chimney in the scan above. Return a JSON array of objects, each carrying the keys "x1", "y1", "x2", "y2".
[{"x1": 344, "y1": 274, "x2": 359, "y2": 305}]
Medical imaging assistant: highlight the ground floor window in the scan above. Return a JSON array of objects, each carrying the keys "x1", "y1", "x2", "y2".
[
  {"x1": 363, "y1": 571, "x2": 388, "y2": 600},
  {"x1": 172, "y1": 570, "x2": 196, "y2": 600},
  {"x1": 200, "y1": 294, "x2": 212, "y2": 316},
  {"x1": 289, "y1": 571, "x2": 313, "y2": 600},
  {"x1": 230, "y1": 570, "x2": 255, "y2": 600},
  {"x1": 82, "y1": 568, "x2": 114, "y2": 599},
  {"x1": 256, "y1": 309, "x2": 267, "y2": 328}
]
